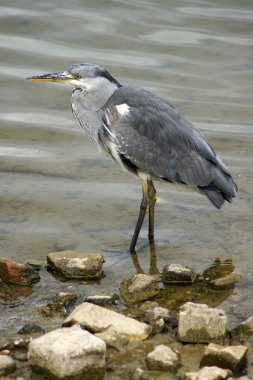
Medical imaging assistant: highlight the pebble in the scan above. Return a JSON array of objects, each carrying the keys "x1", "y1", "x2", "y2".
[
  {"x1": 0, "y1": 258, "x2": 40, "y2": 285},
  {"x1": 63, "y1": 302, "x2": 151, "y2": 341},
  {"x1": 162, "y1": 263, "x2": 197, "y2": 284},
  {"x1": 0, "y1": 355, "x2": 16, "y2": 376},
  {"x1": 200, "y1": 343, "x2": 248, "y2": 372},
  {"x1": 183, "y1": 366, "x2": 232, "y2": 380},
  {"x1": 28, "y1": 325, "x2": 106, "y2": 379},
  {"x1": 178, "y1": 302, "x2": 227, "y2": 343},
  {"x1": 119, "y1": 274, "x2": 159, "y2": 304},
  {"x1": 146, "y1": 344, "x2": 180, "y2": 371},
  {"x1": 47, "y1": 250, "x2": 104, "y2": 280}
]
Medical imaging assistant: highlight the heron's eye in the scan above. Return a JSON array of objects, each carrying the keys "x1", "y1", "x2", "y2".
[{"x1": 76, "y1": 74, "x2": 81, "y2": 79}]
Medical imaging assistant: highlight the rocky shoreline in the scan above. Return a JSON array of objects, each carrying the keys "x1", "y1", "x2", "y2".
[{"x1": 0, "y1": 251, "x2": 252, "y2": 379}]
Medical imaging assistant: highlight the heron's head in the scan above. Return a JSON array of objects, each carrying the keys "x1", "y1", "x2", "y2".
[{"x1": 28, "y1": 63, "x2": 121, "y2": 93}]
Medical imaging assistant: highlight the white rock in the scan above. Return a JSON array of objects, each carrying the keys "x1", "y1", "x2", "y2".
[
  {"x1": 183, "y1": 366, "x2": 232, "y2": 380},
  {"x1": 146, "y1": 344, "x2": 180, "y2": 371},
  {"x1": 0, "y1": 355, "x2": 16, "y2": 376},
  {"x1": 28, "y1": 326, "x2": 106, "y2": 379},
  {"x1": 178, "y1": 302, "x2": 227, "y2": 343},
  {"x1": 200, "y1": 343, "x2": 248, "y2": 371},
  {"x1": 63, "y1": 302, "x2": 151, "y2": 341}
]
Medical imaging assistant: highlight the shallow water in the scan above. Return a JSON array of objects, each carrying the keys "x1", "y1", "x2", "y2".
[{"x1": 0, "y1": 0, "x2": 253, "y2": 361}]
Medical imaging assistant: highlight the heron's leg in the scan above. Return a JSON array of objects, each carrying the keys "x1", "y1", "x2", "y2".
[
  {"x1": 129, "y1": 180, "x2": 149, "y2": 253},
  {"x1": 148, "y1": 180, "x2": 156, "y2": 243}
]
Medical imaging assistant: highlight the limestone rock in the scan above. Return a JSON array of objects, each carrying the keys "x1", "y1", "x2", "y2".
[
  {"x1": 63, "y1": 302, "x2": 151, "y2": 341},
  {"x1": 95, "y1": 326, "x2": 129, "y2": 350},
  {"x1": 119, "y1": 274, "x2": 159, "y2": 304},
  {"x1": 183, "y1": 366, "x2": 232, "y2": 380},
  {"x1": 0, "y1": 258, "x2": 40, "y2": 285},
  {"x1": 178, "y1": 302, "x2": 227, "y2": 343},
  {"x1": 47, "y1": 250, "x2": 104, "y2": 280},
  {"x1": 200, "y1": 343, "x2": 248, "y2": 372},
  {"x1": 28, "y1": 326, "x2": 106, "y2": 379},
  {"x1": 146, "y1": 344, "x2": 180, "y2": 371},
  {"x1": 0, "y1": 355, "x2": 16, "y2": 376},
  {"x1": 162, "y1": 263, "x2": 197, "y2": 284}
]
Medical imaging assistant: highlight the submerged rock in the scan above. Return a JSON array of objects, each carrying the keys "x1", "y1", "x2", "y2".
[
  {"x1": 0, "y1": 355, "x2": 16, "y2": 376},
  {"x1": 63, "y1": 302, "x2": 151, "y2": 341},
  {"x1": 211, "y1": 272, "x2": 242, "y2": 288},
  {"x1": 231, "y1": 316, "x2": 253, "y2": 341},
  {"x1": 119, "y1": 274, "x2": 159, "y2": 304},
  {"x1": 144, "y1": 306, "x2": 170, "y2": 334},
  {"x1": 162, "y1": 263, "x2": 197, "y2": 284},
  {"x1": 47, "y1": 250, "x2": 104, "y2": 280},
  {"x1": 18, "y1": 323, "x2": 45, "y2": 336},
  {"x1": 146, "y1": 344, "x2": 180, "y2": 371},
  {"x1": 200, "y1": 343, "x2": 248, "y2": 372},
  {"x1": 84, "y1": 294, "x2": 119, "y2": 306},
  {"x1": 183, "y1": 366, "x2": 232, "y2": 380},
  {"x1": 178, "y1": 302, "x2": 227, "y2": 343},
  {"x1": 0, "y1": 258, "x2": 40, "y2": 285},
  {"x1": 28, "y1": 325, "x2": 106, "y2": 379}
]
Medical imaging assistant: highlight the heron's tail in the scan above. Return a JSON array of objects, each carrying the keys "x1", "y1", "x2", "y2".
[{"x1": 198, "y1": 169, "x2": 237, "y2": 209}]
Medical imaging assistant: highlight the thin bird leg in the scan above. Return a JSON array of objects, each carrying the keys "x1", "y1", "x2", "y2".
[
  {"x1": 129, "y1": 180, "x2": 149, "y2": 253},
  {"x1": 148, "y1": 180, "x2": 156, "y2": 244}
]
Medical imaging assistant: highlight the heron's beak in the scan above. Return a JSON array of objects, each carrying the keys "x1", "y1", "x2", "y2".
[{"x1": 27, "y1": 71, "x2": 75, "y2": 84}]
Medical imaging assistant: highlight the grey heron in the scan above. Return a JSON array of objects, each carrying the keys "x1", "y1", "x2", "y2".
[{"x1": 28, "y1": 63, "x2": 237, "y2": 253}]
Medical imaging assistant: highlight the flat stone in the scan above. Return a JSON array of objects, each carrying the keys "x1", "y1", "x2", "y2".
[
  {"x1": 211, "y1": 272, "x2": 242, "y2": 288},
  {"x1": 162, "y1": 264, "x2": 197, "y2": 284},
  {"x1": 146, "y1": 344, "x2": 180, "y2": 371},
  {"x1": 178, "y1": 302, "x2": 227, "y2": 343},
  {"x1": 0, "y1": 355, "x2": 16, "y2": 376},
  {"x1": 63, "y1": 302, "x2": 151, "y2": 341},
  {"x1": 84, "y1": 294, "x2": 119, "y2": 306},
  {"x1": 47, "y1": 250, "x2": 104, "y2": 280},
  {"x1": 200, "y1": 343, "x2": 248, "y2": 372},
  {"x1": 0, "y1": 258, "x2": 40, "y2": 285},
  {"x1": 28, "y1": 326, "x2": 106, "y2": 379},
  {"x1": 119, "y1": 274, "x2": 159, "y2": 304},
  {"x1": 25, "y1": 259, "x2": 44, "y2": 270},
  {"x1": 183, "y1": 366, "x2": 232, "y2": 380}
]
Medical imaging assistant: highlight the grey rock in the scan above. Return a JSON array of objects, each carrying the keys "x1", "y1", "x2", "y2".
[
  {"x1": 95, "y1": 326, "x2": 129, "y2": 350},
  {"x1": 0, "y1": 355, "x2": 16, "y2": 376},
  {"x1": 47, "y1": 250, "x2": 104, "y2": 280},
  {"x1": 25, "y1": 259, "x2": 44, "y2": 270},
  {"x1": 200, "y1": 343, "x2": 248, "y2": 372},
  {"x1": 63, "y1": 302, "x2": 151, "y2": 341},
  {"x1": 183, "y1": 366, "x2": 232, "y2": 380},
  {"x1": 162, "y1": 263, "x2": 197, "y2": 284},
  {"x1": 119, "y1": 274, "x2": 159, "y2": 304},
  {"x1": 146, "y1": 344, "x2": 180, "y2": 371},
  {"x1": 28, "y1": 325, "x2": 106, "y2": 379},
  {"x1": 18, "y1": 323, "x2": 45, "y2": 335},
  {"x1": 178, "y1": 302, "x2": 227, "y2": 343},
  {"x1": 211, "y1": 272, "x2": 242, "y2": 288},
  {"x1": 144, "y1": 306, "x2": 170, "y2": 323},
  {"x1": 84, "y1": 294, "x2": 119, "y2": 306}
]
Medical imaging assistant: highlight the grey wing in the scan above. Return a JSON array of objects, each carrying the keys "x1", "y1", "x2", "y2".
[{"x1": 98, "y1": 98, "x2": 237, "y2": 208}]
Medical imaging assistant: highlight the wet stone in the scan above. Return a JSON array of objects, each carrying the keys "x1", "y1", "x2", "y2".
[
  {"x1": 130, "y1": 367, "x2": 154, "y2": 380},
  {"x1": 0, "y1": 355, "x2": 16, "y2": 376},
  {"x1": 28, "y1": 325, "x2": 106, "y2": 379},
  {"x1": 84, "y1": 293, "x2": 119, "y2": 306},
  {"x1": 211, "y1": 272, "x2": 242, "y2": 288},
  {"x1": 18, "y1": 323, "x2": 45, "y2": 335},
  {"x1": 47, "y1": 250, "x2": 104, "y2": 280},
  {"x1": 0, "y1": 258, "x2": 40, "y2": 285},
  {"x1": 119, "y1": 274, "x2": 159, "y2": 304},
  {"x1": 200, "y1": 343, "x2": 248, "y2": 372},
  {"x1": 231, "y1": 316, "x2": 253, "y2": 341},
  {"x1": 162, "y1": 263, "x2": 197, "y2": 284},
  {"x1": 183, "y1": 366, "x2": 232, "y2": 380},
  {"x1": 63, "y1": 302, "x2": 151, "y2": 341},
  {"x1": 178, "y1": 302, "x2": 227, "y2": 343},
  {"x1": 25, "y1": 259, "x2": 44, "y2": 270},
  {"x1": 146, "y1": 344, "x2": 180, "y2": 371},
  {"x1": 144, "y1": 306, "x2": 170, "y2": 323}
]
